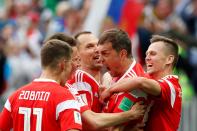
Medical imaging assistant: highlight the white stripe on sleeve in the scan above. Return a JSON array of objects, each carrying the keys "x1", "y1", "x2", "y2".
[
  {"x1": 164, "y1": 79, "x2": 176, "y2": 108},
  {"x1": 56, "y1": 100, "x2": 80, "y2": 120}
]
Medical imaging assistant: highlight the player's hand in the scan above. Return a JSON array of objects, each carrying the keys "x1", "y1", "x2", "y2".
[
  {"x1": 129, "y1": 101, "x2": 147, "y2": 120},
  {"x1": 99, "y1": 86, "x2": 111, "y2": 104}
]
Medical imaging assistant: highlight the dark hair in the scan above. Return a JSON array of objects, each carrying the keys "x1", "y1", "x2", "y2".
[
  {"x1": 150, "y1": 35, "x2": 179, "y2": 68},
  {"x1": 41, "y1": 39, "x2": 72, "y2": 69},
  {"x1": 46, "y1": 33, "x2": 76, "y2": 47},
  {"x1": 74, "y1": 31, "x2": 92, "y2": 40},
  {"x1": 74, "y1": 31, "x2": 92, "y2": 49},
  {"x1": 98, "y1": 28, "x2": 132, "y2": 58}
]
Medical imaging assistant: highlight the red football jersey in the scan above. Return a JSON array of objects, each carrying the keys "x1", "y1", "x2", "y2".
[
  {"x1": 65, "y1": 83, "x2": 90, "y2": 113},
  {"x1": 103, "y1": 60, "x2": 147, "y2": 113},
  {"x1": 0, "y1": 78, "x2": 82, "y2": 131},
  {"x1": 67, "y1": 69, "x2": 102, "y2": 113},
  {"x1": 145, "y1": 75, "x2": 182, "y2": 131}
]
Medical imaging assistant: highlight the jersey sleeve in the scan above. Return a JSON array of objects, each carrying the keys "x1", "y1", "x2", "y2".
[
  {"x1": 157, "y1": 79, "x2": 176, "y2": 107},
  {"x1": 72, "y1": 82, "x2": 92, "y2": 108},
  {"x1": 75, "y1": 95, "x2": 90, "y2": 113},
  {"x1": 59, "y1": 109, "x2": 82, "y2": 131},
  {"x1": 0, "y1": 100, "x2": 13, "y2": 130},
  {"x1": 56, "y1": 99, "x2": 82, "y2": 131}
]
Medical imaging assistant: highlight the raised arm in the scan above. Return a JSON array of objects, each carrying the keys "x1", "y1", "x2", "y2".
[
  {"x1": 111, "y1": 77, "x2": 161, "y2": 96},
  {"x1": 81, "y1": 101, "x2": 146, "y2": 130}
]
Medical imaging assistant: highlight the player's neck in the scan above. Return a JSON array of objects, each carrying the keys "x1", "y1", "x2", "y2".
[
  {"x1": 119, "y1": 58, "x2": 133, "y2": 76},
  {"x1": 39, "y1": 70, "x2": 61, "y2": 84},
  {"x1": 150, "y1": 68, "x2": 173, "y2": 80},
  {"x1": 81, "y1": 66, "x2": 101, "y2": 83}
]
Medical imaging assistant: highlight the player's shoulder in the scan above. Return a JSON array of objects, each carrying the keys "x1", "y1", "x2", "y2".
[
  {"x1": 75, "y1": 69, "x2": 93, "y2": 82},
  {"x1": 159, "y1": 75, "x2": 179, "y2": 83},
  {"x1": 158, "y1": 75, "x2": 181, "y2": 90},
  {"x1": 65, "y1": 83, "x2": 78, "y2": 94},
  {"x1": 75, "y1": 69, "x2": 85, "y2": 76},
  {"x1": 32, "y1": 80, "x2": 73, "y2": 97},
  {"x1": 52, "y1": 86, "x2": 75, "y2": 103},
  {"x1": 74, "y1": 70, "x2": 85, "y2": 82},
  {"x1": 66, "y1": 77, "x2": 75, "y2": 85},
  {"x1": 54, "y1": 85, "x2": 72, "y2": 94}
]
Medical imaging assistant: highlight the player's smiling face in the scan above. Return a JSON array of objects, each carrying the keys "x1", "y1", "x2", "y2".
[
  {"x1": 98, "y1": 42, "x2": 122, "y2": 77},
  {"x1": 145, "y1": 42, "x2": 168, "y2": 77},
  {"x1": 78, "y1": 34, "x2": 103, "y2": 70}
]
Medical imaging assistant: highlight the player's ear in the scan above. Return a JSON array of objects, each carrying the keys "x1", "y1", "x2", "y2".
[
  {"x1": 59, "y1": 59, "x2": 65, "y2": 71},
  {"x1": 166, "y1": 55, "x2": 174, "y2": 65},
  {"x1": 119, "y1": 49, "x2": 127, "y2": 59}
]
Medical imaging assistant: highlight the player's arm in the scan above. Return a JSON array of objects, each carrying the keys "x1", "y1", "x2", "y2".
[
  {"x1": 81, "y1": 101, "x2": 146, "y2": 130},
  {"x1": 110, "y1": 77, "x2": 161, "y2": 96},
  {"x1": 100, "y1": 77, "x2": 161, "y2": 102}
]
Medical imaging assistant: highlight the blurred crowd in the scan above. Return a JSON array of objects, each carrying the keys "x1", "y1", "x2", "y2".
[{"x1": 0, "y1": 0, "x2": 197, "y2": 105}]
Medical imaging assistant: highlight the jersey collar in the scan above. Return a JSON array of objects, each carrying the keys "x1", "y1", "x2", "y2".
[
  {"x1": 34, "y1": 78, "x2": 58, "y2": 83},
  {"x1": 117, "y1": 59, "x2": 136, "y2": 82}
]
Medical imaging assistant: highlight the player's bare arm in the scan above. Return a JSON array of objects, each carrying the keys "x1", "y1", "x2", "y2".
[
  {"x1": 111, "y1": 77, "x2": 161, "y2": 96},
  {"x1": 100, "y1": 77, "x2": 161, "y2": 102},
  {"x1": 81, "y1": 101, "x2": 146, "y2": 130}
]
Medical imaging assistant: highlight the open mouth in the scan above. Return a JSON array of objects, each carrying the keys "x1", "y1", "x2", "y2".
[
  {"x1": 93, "y1": 55, "x2": 103, "y2": 64},
  {"x1": 146, "y1": 60, "x2": 153, "y2": 67},
  {"x1": 147, "y1": 64, "x2": 153, "y2": 68}
]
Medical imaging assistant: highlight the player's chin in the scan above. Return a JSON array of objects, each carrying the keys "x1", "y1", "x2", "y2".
[
  {"x1": 94, "y1": 64, "x2": 103, "y2": 70},
  {"x1": 146, "y1": 69, "x2": 154, "y2": 75},
  {"x1": 94, "y1": 61, "x2": 103, "y2": 67}
]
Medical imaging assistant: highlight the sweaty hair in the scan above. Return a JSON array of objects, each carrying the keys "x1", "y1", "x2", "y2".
[
  {"x1": 150, "y1": 35, "x2": 179, "y2": 68},
  {"x1": 41, "y1": 39, "x2": 72, "y2": 69},
  {"x1": 45, "y1": 33, "x2": 77, "y2": 47},
  {"x1": 98, "y1": 28, "x2": 132, "y2": 58}
]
